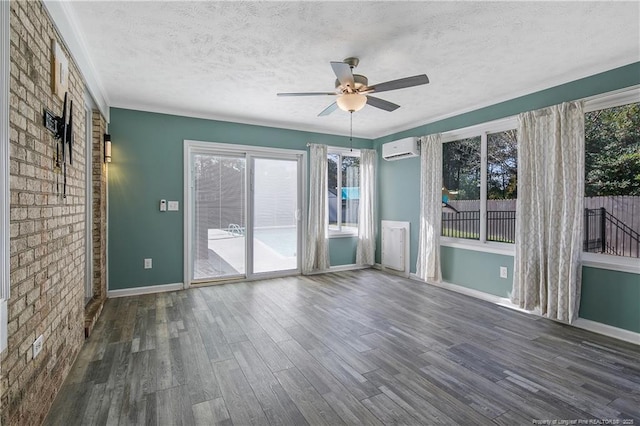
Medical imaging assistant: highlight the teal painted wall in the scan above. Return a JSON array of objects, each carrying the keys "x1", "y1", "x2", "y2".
[
  {"x1": 374, "y1": 62, "x2": 640, "y2": 146},
  {"x1": 329, "y1": 237, "x2": 358, "y2": 266},
  {"x1": 441, "y1": 247, "x2": 513, "y2": 297},
  {"x1": 375, "y1": 64, "x2": 640, "y2": 264},
  {"x1": 373, "y1": 63, "x2": 640, "y2": 333},
  {"x1": 580, "y1": 267, "x2": 640, "y2": 333},
  {"x1": 376, "y1": 156, "x2": 421, "y2": 271},
  {"x1": 108, "y1": 108, "x2": 371, "y2": 290}
]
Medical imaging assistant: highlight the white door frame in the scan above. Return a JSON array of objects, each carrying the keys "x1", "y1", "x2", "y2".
[
  {"x1": 183, "y1": 140, "x2": 307, "y2": 288},
  {"x1": 248, "y1": 154, "x2": 304, "y2": 278},
  {"x1": 84, "y1": 93, "x2": 95, "y2": 304},
  {"x1": 1, "y1": 0, "x2": 10, "y2": 353}
]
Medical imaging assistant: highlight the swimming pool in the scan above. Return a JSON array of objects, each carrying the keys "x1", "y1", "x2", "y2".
[{"x1": 254, "y1": 227, "x2": 297, "y2": 258}]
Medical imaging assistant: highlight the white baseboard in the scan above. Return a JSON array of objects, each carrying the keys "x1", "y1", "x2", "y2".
[
  {"x1": 108, "y1": 282, "x2": 184, "y2": 298},
  {"x1": 572, "y1": 318, "x2": 640, "y2": 345},
  {"x1": 372, "y1": 262, "x2": 410, "y2": 278},
  {"x1": 425, "y1": 278, "x2": 514, "y2": 306},
  {"x1": 305, "y1": 264, "x2": 369, "y2": 275},
  {"x1": 427, "y1": 279, "x2": 639, "y2": 345},
  {"x1": 329, "y1": 264, "x2": 370, "y2": 273},
  {"x1": 375, "y1": 270, "x2": 639, "y2": 346}
]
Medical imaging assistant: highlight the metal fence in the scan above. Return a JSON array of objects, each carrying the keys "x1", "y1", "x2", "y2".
[
  {"x1": 487, "y1": 210, "x2": 516, "y2": 243},
  {"x1": 441, "y1": 210, "x2": 515, "y2": 242},
  {"x1": 442, "y1": 211, "x2": 480, "y2": 240},
  {"x1": 442, "y1": 206, "x2": 639, "y2": 258},
  {"x1": 584, "y1": 207, "x2": 640, "y2": 258}
]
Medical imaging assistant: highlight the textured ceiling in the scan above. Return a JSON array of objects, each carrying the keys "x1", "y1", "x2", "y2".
[{"x1": 66, "y1": 1, "x2": 639, "y2": 139}]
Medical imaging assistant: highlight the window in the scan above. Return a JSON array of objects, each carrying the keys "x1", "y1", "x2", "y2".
[
  {"x1": 328, "y1": 149, "x2": 360, "y2": 235},
  {"x1": 441, "y1": 120, "x2": 518, "y2": 245},
  {"x1": 442, "y1": 137, "x2": 481, "y2": 240},
  {"x1": 486, "y1": 130, "x2": 517, "y2": 243},
  {"x1": 583, "y1": 101, "x2": 640, "y2": 259}
]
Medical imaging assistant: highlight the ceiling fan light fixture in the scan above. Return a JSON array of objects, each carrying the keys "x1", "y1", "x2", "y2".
[{"x1": 336, "y1": 92, "x2": 367, "y2": 112}]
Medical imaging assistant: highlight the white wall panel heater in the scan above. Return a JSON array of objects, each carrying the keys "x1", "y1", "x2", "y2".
[{"x1": 381, "y1": 220, "x2": 410, "y2": 277}]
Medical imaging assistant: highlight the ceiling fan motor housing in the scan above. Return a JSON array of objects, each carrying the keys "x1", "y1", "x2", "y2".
[{"x1": 335, "y1": 74, "x2": 368, "y2": 93}]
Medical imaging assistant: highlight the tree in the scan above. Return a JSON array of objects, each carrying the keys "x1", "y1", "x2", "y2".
[
  {"x1": 585, "y1": 103, "x2": 640, "y2": 196},
  {"x1": 442, "y1": 137, "x2": 481, "y2": 200},
  {"x1": 487, "y1": 130, "x2": 517, "y2": 200}
]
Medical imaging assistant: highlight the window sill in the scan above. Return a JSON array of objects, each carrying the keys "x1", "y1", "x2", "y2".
[
  {"x1": 581, "y1": 252, "x2": 640, "y2": 274},
  {"x1": 440, "y1": 238, "x2": 515, "y2": 256},
  {"x1": 329, "y1": 231, "x2": 358, "y2": 239},
  {"x1": 438, "y1": 241, "x2": 639, "y2": 274}
]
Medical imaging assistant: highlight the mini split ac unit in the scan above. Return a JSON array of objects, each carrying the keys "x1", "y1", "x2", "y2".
[{"x1": 382, "y1": 137, "x2": 419, "y2": 161}]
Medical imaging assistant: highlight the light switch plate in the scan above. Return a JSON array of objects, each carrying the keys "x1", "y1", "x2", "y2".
[
  {"x1": 168, "y1": 201, "x2": 179, "y2": 211},
  {"x1": 144, "y1": 258, "x2": 152, "y2": 269}
]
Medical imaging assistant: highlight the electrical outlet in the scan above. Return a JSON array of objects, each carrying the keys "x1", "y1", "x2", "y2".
[
  {"x1": 144, "y1": 258, "x2": 152, "y2": 269},
  {"x1": 33, "y1": 334, "x2": 43, "y2": 359},
  {"x1": 500, "y1": 266, "x2": 508, "y2": 279}
]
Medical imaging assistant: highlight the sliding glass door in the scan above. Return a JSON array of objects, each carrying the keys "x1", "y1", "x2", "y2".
[
  {"x1": 192, "y1": 153, "x2": 246, "y2": 281},
  {"x1": 187, "y1": 142, "x2": 304, "y2": 285},
  {"x1": 251, "y1": 157, "x2": 300, "y2": 274}
]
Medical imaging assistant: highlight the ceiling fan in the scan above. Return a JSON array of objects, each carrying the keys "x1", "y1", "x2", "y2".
[{"x1": 277, "y1": 57, "x2": 429, "y2": 116}]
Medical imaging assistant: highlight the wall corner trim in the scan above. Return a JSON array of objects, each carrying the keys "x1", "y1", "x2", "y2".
[
  {"x1": 107, "y1": 282, "x2": 183, "y2": 298},
  {"x1": 0, "y1": 0, "x2": 10, "y2": 354}
]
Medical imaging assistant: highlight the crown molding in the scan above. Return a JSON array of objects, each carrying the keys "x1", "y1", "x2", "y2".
[{"x1": 43, "y1": 0, "x2": 110, "y2": 122}]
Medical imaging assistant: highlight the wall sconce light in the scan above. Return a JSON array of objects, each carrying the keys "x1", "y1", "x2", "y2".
[{"x1": 104, "y1": 133, "x2": 112, "y2": 163}]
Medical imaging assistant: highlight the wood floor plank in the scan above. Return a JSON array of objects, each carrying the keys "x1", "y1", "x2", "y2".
[
  {"x1": 248, "y1": 335, "x2": 294, "y2": 373},
  {"x1": 213, "y1": 358, "x2": 269, "y2": 425},
  {"x1": 307, "y1": 346, "x2": 381, "y2": 400},
  {"x1": 44, "y1": 270, "x2": 640, "y2": 425},
  {"x1": 155, "y1": 385, "x2": 195, "y2": 425},
  {"x1": 230, "y1": 340, "x2": 307, "y2": 425},
  {"x1": 192, "y1": 306, "x2": 233, "y2": 362},
  {"x1": 43, "y1": 382, "x2": 93, "y2": 426},
  {"x1": 273, "y1": 367, "x2": 344, "y2": 426},
  {"x1": 365, "y1": 368, "x2": 490, "y2": 425},
  {"x1": 192, "y1": 397, "x2": 231, "y2": 425},
  {"x1": 321, "y1": 391, "x2": 383, "y2": 425},
  {"x1": 178, "y1": 326, "x2": 222, "y2": 404},
  {"x1": 78, "y1": 382, "x2": 109, "y2": 426},
  {"x1": 361, "y1": 392, "x2": 420, "y2": 425}
]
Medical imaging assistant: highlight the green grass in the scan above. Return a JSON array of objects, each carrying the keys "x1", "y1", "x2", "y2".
[{"x1": 442, "y1": 228, "x2": 514, "y2": 244}]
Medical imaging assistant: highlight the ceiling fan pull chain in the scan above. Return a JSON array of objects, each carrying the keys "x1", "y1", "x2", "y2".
[{"x1": 350, "y1": 111, "x2": 353, "y2": 152}]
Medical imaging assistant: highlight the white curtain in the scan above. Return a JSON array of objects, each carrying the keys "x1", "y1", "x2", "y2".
[
  {"x1": 416, "y1": 134, "x2": 442, "y2": 282},
  {"x1": 303, "y1": 144, "x2": 330, "y2": 273},
  {"x1": 512, "y1": 101, "x2": 584, "y2": 323},
  {"x1": 356, "y1": 149, "x2": 376, "y2": 266}
]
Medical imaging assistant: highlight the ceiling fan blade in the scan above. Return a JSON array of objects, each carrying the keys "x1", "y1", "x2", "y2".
[
  {"x1": 366, "y1": 95, "x2": 400, "y2": 112},
  {"x1": 368, "y1": 74, "x2": 429, "y2": 94},
  {"x1": 330, "y1": 61, "x2": 355, "y2": 91},
  {"x1": 277, "y1": 92, "x2": 336, "y2": 96},
  {"x1": 318, "y1": 102, "x2": 338, "y2": 117}
]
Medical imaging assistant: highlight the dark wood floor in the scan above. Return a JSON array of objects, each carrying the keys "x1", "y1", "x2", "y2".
[{"x1": 46, "y1": 269, "x2": 640, "y2": 425}]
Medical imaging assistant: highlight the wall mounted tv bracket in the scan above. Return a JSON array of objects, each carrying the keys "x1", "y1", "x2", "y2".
[{"x1": 43, "y1": 92, "x2": 73, "y2": 198}]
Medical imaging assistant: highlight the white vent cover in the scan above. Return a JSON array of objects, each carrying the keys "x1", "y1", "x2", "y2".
[
  {"x1": 382, "y1": 137, "x2": 419, "y2": 161},
  {"x1": 381, "y1": 220, "x2": 410, "y2": 277}
]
